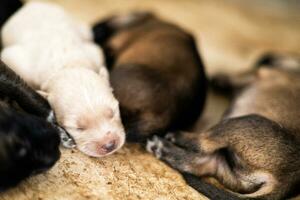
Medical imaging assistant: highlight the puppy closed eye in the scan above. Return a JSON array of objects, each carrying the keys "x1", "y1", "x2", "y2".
[
  {"x1": 65, "y1": 126, "x2": 86, "y2": 132},
  {"x1": 77, "y1": 127, "x2": 86, "y2": 131}
]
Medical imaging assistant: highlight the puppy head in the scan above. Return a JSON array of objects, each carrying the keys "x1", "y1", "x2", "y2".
[
  {"x1": 45, "y1": 68, "x2": 126, "y2": 157},
  {"x1": 64, "y1": 102, "x2": 125, "y2": 157},
  {"x1": 0, "y1": 108, "x2": 60, "y2": 189}
]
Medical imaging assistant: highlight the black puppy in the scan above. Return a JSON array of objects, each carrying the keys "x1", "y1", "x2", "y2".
[
  {"x1": 0, "y1": 60, "x2": 62, "y2": 189},
  {"x1": 0, "y1": 108, "x2": 60, "y2": 189}
]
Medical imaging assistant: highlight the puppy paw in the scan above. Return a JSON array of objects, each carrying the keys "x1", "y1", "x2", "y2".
[
  {"x1": 46, "y1": 110, "x2": 76, "y2": 148},
  {"x1": 57, "y1": 126, "x2": 76, "y2": 148},
  {"x1": 46, "y1": 110, "x2": 55, "y2": 123},
  {"x1": 147, "y1": 135, "x2": 184, "y2": 159},
  {"x1": 147, "y1": 136, "x2": 198, "y2": 173},
  {"x1": 146, "y1": 136, "x2": 164, "y2": 159},
  {"x1": 165, "y1": 132, "x2": 176, "y2": 143}
]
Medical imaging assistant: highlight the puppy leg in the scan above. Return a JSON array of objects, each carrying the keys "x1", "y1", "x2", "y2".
[
  {"x1": 147, "y1": 136, "x2": 215, "y2": 176},
  {"x1": 37, "y1": 92, "x2": 75, "y2": 148},
  {"x1": 56, "y1": 125, "x2": 76, "y2": 148},
  {"x1": 46, "y1": 110, "x2": 76, "y2": 148},
  {"x1": 165, "y1": 131, "x2": 200, "y2": 152},
  {"x1": 147, "y1": 135, "x2": 261, "y2": 195}
]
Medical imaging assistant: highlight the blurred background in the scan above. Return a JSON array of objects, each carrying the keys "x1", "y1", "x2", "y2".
[
  {"x1": 30, "y1": 0, "x2": 300, "y2": 129},
  {"x1": 38, "y1": 0, "x2": 300, "y2": 76}
]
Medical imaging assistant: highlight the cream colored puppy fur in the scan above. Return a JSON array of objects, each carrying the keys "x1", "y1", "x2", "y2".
[{"x1": 1, "y1": 2, "x2": 125, "y2": 157}]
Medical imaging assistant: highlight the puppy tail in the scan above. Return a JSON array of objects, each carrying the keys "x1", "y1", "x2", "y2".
[{"x1": 182, "y1": 173, "x2": 247, "y2": 200}]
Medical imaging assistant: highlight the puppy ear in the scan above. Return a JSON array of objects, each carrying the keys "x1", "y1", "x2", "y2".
[{"x1": 37, "y1": 90, "x2": 49, "y2": 99}]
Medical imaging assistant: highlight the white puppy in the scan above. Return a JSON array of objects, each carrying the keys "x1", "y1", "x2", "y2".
[{"x1": 1, "y1": 2, "x2": 125, "y2": 157}]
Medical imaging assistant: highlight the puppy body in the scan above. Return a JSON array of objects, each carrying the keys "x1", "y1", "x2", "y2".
[
  {"x1": 1, "y1": 2, "x2": 125, "y2": 157},
  {"x1": 148, "y1": 55, "x2": 300, "y2": 200},
  {"x1": 0, "y1": 60, "x2": 60, "y2": 189},
  {"x1": 93, "y1": 13, "x2": 207, "y2": 142}
]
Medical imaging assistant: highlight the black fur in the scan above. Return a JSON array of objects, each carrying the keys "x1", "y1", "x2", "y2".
[
  {"x1": 0, "y1": 108, "x2": 60, "y2": 190},
  {"x1": 0, "y1": 60, "x2": 61, "y2": 189},
  {"x1": 0, "y1": 0, "x2": 22, "y2": 49},
  {"x1": 92, "y1": 17, "x2": 117, "y2": 68},
  {"x1": 0, "y1": 60, "x2": 51, "y2": 119},
  {"x1": 0, "y1": 0, "x2": 21, "y2": 27},
  {"x1": 182, "y1": 173, "x2": 243, "y2": 200}
]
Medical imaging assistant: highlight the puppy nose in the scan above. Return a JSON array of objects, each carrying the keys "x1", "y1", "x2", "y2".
[
  {"x1": 82, "y1": 134, "x2": 124, "y2": 157},
  {"x1": 101, "y1": 140, "x2": 117, "y2": 153}
]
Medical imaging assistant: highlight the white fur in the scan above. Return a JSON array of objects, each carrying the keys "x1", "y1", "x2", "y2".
[
  {"x1": 239, "y1": 171, "x2": 277, "y2": 198},
  {"x1": 146, "y1": 136, "x2": 163, "y2": 159},
  {"x1": 1, "y1": 2, "x2": 125, "y2": 157}
]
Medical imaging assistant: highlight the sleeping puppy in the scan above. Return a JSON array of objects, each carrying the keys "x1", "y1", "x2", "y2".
[
  {"x1": 147, "y1": 54, "x2": 300, "y2": 200},
  {"x1": 93, "y1": 12, "x2": 207, "y2": 142},
  {"x1": 0, "y1": 60, "x2": 60, "y2": 189},
  {"x1": 1, "y1": 2, "x2": 125, "y2": 157}
]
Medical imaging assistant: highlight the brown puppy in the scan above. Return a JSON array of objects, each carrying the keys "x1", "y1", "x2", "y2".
[
  {"x1": 93, "y1": 12, "x2": 207, "y2": 142},
  {"x1": 148, "y1": 54, "x2": 300, "y2": 200}
]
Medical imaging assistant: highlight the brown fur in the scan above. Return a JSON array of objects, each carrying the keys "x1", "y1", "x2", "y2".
[
  {"x1": 148, "y1": 54, "x2": 300, "y2": 200},
  {"x1": 93, "y1": 12, "x2": 207, "y2": 142}
]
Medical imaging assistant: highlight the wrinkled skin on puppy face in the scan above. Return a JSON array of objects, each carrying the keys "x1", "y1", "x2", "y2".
[
  {"x1": 148, "y1": 54, "x2": 300, "y2": 200},
  {"x1": 0, "y1": 108, "x2": 60, "y2": 190}
]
